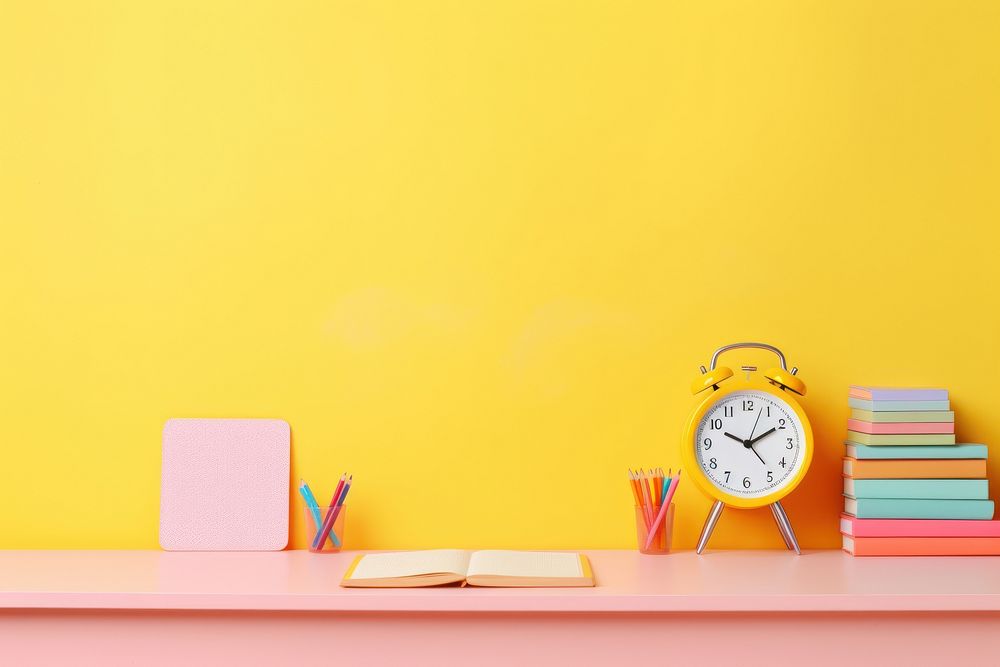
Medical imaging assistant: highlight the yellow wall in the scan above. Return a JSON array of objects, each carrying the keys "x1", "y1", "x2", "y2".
[{"x1": 2, "y1": 1, "x2": 999, "y2": 550}]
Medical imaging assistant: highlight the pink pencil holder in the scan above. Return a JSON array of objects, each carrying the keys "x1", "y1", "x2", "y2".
[
  {"x1": 635, "y1": 503, "x2": 674, "y2": 555},
  {"x1": 304, "y1": 506, "x2": 346, "y2": 553}
]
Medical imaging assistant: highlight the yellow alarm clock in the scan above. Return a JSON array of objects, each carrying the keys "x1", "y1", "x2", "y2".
[{"x1": 681, "y1": 342, "x2": 813, "y2": 554}]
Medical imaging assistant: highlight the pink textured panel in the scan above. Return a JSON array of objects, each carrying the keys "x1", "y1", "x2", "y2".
[{"x1": 160, "y1": 419, "x2": 290, "y2": 551}]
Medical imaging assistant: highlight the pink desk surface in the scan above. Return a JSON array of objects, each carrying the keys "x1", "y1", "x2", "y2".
[{"x1": 2, "y1": 549, "x2": 999, "y2": 613}]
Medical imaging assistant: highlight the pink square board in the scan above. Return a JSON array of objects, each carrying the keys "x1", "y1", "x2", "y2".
[{"x1": 160, "y1": 418, "x2": 290, "y2": 551}]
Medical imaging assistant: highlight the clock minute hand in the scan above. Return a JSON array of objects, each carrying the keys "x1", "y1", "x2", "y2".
[{"x1": 746, "y1": 427, "x2": 777, "y2": 447}]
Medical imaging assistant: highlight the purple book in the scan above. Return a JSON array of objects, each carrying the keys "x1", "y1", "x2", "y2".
[{"x1": 849, "y1": 386, "x2": 949, "y2": 401}]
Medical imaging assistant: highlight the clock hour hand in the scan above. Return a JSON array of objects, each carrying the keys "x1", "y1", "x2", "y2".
[
  {"x1": 746, "y1": 427, "x2": 777, "y2": 447},
  {"x1": 723, "y1": 432, "x2": 745, "y2": 445}
]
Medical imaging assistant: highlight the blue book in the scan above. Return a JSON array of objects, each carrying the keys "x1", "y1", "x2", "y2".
[
  {"x1": 845, "y1": 443, "x2": 988, "y2": 460},
  {"x1": 848, "y1": 398, "x2": 950, "y2": 412},
  {"x1": 844, "y1": 497, "x2": 995, "y2": 520},
  {"x1": 844, "y1": 478, "x2": 989, "y2": 500}
]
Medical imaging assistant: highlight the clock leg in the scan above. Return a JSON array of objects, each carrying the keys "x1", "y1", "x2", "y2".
[
  {"x1": 696, "y1": 500, "x2": 725, "y2": 554},
  {"x1": 769, "y1": 504, "x2": 793, "y2": 550},
  {"x1": 771, "y1": 501, "x2": 801, "y2": 555}
]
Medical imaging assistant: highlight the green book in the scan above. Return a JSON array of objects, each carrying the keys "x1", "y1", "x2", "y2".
[
  {"x1": 845, "y1": 443, "x2": 987, "y2": 460},
  {"x1": 846, "y1": 431, "x2": 956, "y2": 446},
  {"x1": 844, "y1": 478, "x2": 988, "y2": 500},
  {"x1": 848, "y1": 398, "x2": 950, "y2": 412},
  {"x1": 850, "y1": 409, "x2": 954, "y2": 423},
  {"x1": 844, "y1": 497, "x2": 995, "y2": 520}
]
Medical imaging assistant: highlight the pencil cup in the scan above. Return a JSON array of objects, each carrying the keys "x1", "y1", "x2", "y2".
[
  {"x1": 304, "y1": 506, "x2": 346, "y2": 553},
  {"x1": 635, "y1": 503, "x2": 674, "y2": 555}
]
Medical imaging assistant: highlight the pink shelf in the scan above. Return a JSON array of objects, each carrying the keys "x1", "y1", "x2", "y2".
[{"x1": 1, "y1": 549, "x2": 999, "y2": 613}]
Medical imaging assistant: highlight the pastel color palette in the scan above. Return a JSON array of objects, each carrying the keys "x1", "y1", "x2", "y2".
[{"x1": 160, "y1": 419, "x2": 290, "y2": 551}]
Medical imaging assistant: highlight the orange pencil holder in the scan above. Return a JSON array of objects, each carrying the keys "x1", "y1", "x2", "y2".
[{"x1": 635, "y1": 504, "x2": 674, "y2": 555}]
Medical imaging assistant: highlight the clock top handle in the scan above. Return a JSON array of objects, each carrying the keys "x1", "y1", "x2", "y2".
[
  {"x1": 697, "y1": 342, "x2": 806, "y2": 396},
  {"x1": 709, "y1": 342, "x2": 788, "y2": 371}
]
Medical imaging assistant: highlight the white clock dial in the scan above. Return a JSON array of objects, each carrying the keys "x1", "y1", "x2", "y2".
[{"x1": 694, "y1": 390, "x2": 805, "y2": 498}]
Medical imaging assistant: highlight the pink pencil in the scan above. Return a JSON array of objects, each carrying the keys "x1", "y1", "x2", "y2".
[
  {"x1": 312, "y1": 474, "x2": 346, "y2": 549},
  {"x1": 644, "y1": 470, "x2": 681, "y2": 551},
  {"x1": 315, "y1": 475, "x2": 351, "y2": 549}
]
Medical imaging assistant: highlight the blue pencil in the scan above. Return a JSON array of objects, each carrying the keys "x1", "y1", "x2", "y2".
[
  {"x1": 299, "y1": 480, "x2": 341, "y2": 548},
  {"x1": 661, "y1": 469, "x2": 672, "y2": 504}
]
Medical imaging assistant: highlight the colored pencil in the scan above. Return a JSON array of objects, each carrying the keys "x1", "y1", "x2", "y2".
[
  {"x1": 312, "y1": 474, "x2": 346, "y2": 549},
  {"x1": 299, "y1": 479, "x2": 340, "y2": 548},
  {"x1": 630, "y1": 469, "x2": 650, "y2": 528},
  {"x1": 660, "y1": 469, "x2": 671, "y2": 504},
  {"x1": 662, "y1": 469, "x2": 681, "y2": 509},
  {"x1": 315, "y1": 475, "x2": 352, "y2": 548},
  {"x1": 627, "y1": 470, "x2": 643, "y2": 506},
  {"x1": 640, "y1": 470, "x2": 655, "y2": 527},
  {"x1": 644, "y1": 470, "x2": 682, "y2": 551}
]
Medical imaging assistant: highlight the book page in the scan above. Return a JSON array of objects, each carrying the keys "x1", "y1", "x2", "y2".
[
  {"x1": 348, "y1": 550, "x2": 472, "y2": 580},
  {"x1": 466, "y1": 550, "x2": 582, "y2": 579}
]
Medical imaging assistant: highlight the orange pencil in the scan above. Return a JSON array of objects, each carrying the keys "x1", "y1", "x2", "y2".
[
  {"x1": 627, "y1": 470, "x2": 642, "y2": 506},
  {"x1": 629, "y1": 470, "x2": 650, "y2": 529},
  {"x1": 640, "y1": 470, "x2": 655, "y2": 527}
]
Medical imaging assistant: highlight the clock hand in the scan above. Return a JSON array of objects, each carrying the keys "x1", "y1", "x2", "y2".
[
  {"x1": 747, "y1": 409, "x2": 764, "y2": 442},
  {"x1": 723, "y1": 432, "x2": 745, "y2": 445},
  {"x1": 746, "y1": 427, "x2": 777, "y2": 447},
  {"x1": 725, "y1": 430, "x2": 767, "y2": 465}
]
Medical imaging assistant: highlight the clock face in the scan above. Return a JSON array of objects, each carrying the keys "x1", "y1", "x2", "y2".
[{"x1": 693, "y1": 390, "x2": 806, "y2": 498}]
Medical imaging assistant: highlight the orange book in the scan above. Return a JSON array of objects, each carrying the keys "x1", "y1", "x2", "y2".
[
  {"x1": 842, "y1": 457, "x2": 986, "y2": 479},
  {"x1": 844, "y1": 535, "x2": 1000, "y2": 556}
]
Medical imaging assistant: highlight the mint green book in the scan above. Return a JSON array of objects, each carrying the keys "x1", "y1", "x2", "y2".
[
  {"x1": 848, "y1": 398, "x2": 950, "y2": 412},
  {"x1": 846, "y1": 431, "x2": 956, "y2": 446},
  {"x1": 845, "y1": 443, "x2": 987, "y2": 460},
  {"x1": 844, "y1": 478, "x2": 988, "y2": 500},
  {"x1": 844, "y1": 497, "x2": 995, "y2": 520},
  {"x1": 850, "y1": 409, "x2": 954, "y2": 423}
]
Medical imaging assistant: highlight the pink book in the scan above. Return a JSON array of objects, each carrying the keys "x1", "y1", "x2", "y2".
[
  {"x1": 840, "y1": 514, "x2": 1000, "y2": 538},
  {"x1": 845, "y1": 419, "x2": 955, "y2": 435}
]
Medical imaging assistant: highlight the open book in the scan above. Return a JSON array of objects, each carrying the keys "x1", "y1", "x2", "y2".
[{"x1": 341, "y1": 549, "x2": 595, "y2": 588}]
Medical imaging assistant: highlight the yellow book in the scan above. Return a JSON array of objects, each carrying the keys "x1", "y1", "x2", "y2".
[{"x1": 341, "y1": 549, "x2": 595, "y2": 588}]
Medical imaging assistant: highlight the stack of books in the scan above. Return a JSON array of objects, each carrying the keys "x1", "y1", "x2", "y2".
[{"x1": 841, "y1": 386, "x2": 998, "y2": 556}]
